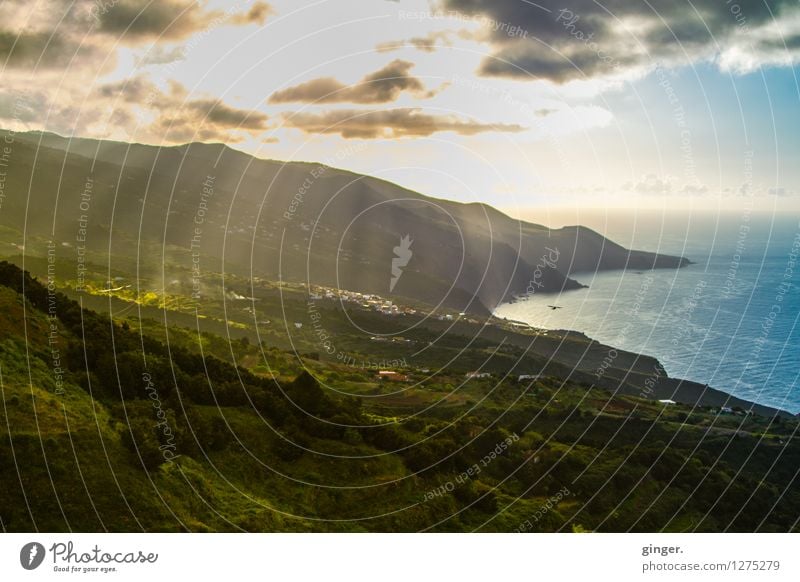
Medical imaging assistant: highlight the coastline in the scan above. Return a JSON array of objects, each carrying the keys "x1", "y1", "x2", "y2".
[{"x1": 493, "y1": 302, "x2": 797, "y2": 420}]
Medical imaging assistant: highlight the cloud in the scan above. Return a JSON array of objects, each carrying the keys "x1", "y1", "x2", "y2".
[
  {"x1": 95, "y1": 77, "x2": 270, "y2": 143},
  {"x1": 186, "y1": 98, "x2": 269, "y2": 130},
  {"x1": 282, "y1": 107, "x2": 524, "y2": 138},
  {"x1": 768, "y1": 186, "x2": 791, "y2": 197},
  {"x1": 0, "y1": 87, "x2": 103, "y2": 137},
  {"x1": 133, "y1": 45, "x2": 187, "y2": 67},
  {"x1": 439, "y1": 0, "x2": 800, "y2": 82},
  {"x1": 95, "y1": 0, "x2": 226, "y2": 42},
  {"x1": 269, "y1": 60, "x2": 434, "y2": 104},
  {"x1": 680, "y1": 183, "x2": 709, "y2": 195},
  {"x1": 718, "y1": 14, "x2": 800, "y2": 73},
  {"x1": 623, "y1": 174, "x2": 674, "y2": 195},
  {"x1": 0, "y1": 29, "x2": 87, "y2": 69},
  {"x1": 0, "y1": 0, "x2": 108, "y2": 70},
  {"x1": 3, "y1": 75, "x2": 268, "y2": 144},
  {"x1": 0, "y1": 0, "x2": 274, "y2": 71},
  {"x1": 228, "y1": 1, "x2": 273, "y2": 26},
  {"x1": 98, "y1": 76, "x2": 160, "y2": 102},
  {"x1": 0, "y1": 90, "x2": 49, "y2": 124},
  {"x1": 0, "y1": 0, "x2": 276, "y2": 142},
  {"x1": 375, "y1": 30, "x2": 457, "y2": 53},
  {"x1": 477, "y1": 42, "x2": 641, "y2": 83}
]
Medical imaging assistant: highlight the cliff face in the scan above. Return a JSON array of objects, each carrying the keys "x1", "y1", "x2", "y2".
[{"x1": 1, "y1": 131, "x2": 689, "y2": 313}]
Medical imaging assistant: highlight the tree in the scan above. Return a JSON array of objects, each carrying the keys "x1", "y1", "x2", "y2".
[{"x1": 286, "y1": 371, "x2": 327, "y2": 416}]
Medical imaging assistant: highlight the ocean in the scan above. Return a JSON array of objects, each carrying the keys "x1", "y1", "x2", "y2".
[{"x1": 495, "y1": 208, "x2": 800, "y2": 413}]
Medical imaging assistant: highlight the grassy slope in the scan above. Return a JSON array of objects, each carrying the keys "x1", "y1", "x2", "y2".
[{"x1": 1, "y1": 264, "x2": 799, "y2": 532}]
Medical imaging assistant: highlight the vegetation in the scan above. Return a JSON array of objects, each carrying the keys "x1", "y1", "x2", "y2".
[{"x1": 0, "y1": 261, "x2": 798, "y2": 532}]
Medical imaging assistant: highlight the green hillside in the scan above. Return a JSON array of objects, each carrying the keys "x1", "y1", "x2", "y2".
[
  {"x1": 1, "y1": 261, "x2": 798, "y2": 532},
  {"x1": 0, "y1": 130, "x2": 689, "y2": 315}
]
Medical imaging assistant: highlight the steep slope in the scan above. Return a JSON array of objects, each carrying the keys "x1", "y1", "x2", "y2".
[
  {"x1": 1, "y1": 130, "x2": 688, "y2": 313},
  {"x1": 1, "y1": 262, "x2": 798, "y2": 533}
]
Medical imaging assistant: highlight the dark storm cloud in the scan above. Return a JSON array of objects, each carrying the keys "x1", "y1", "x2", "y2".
[
  {"x1": 283, "y1": 108, "x2": 524, "y2": 138},
  {"x1": 478, "y1": 40, "x2": 640, "y2": 82},
  {"x1": 439, "y1": 0, "x2": 798, "y2": 82},
  {"x1": 96, "y1": 0, "x2": 225, "y2": 41},
  {"x1": 756, "y1": 32, "x2": 800, "y2": 50},
  {"x1": 0, "y1": 0, "x2": 273, "y2": 70},
  {"x1": 0, "y1": 29, "x2": 97, "y2": 69},
  {"x1": 269, "y1": 60, "x2": 433, "y2": 104}
]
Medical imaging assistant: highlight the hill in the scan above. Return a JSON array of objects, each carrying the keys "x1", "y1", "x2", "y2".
[
  {"x1": 0, "y1": 130, "x2": 688, "y2": 315},
  {"x1": 0, "y1": 261, "x2": 798, "y2": 532}
]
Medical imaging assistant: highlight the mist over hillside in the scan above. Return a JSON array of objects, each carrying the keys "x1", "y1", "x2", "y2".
[{"x1": 0, "y1": 130, "x2": 688, "y2": 314}]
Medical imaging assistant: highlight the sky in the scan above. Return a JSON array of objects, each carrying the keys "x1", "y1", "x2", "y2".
[{"x1": 1, "y1": 0, "x2": 799, "y2": 213}]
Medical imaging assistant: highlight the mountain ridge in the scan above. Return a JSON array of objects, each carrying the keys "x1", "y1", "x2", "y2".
[{"x1": 1, "y1": 129, "x2": 689, "y2": 314}]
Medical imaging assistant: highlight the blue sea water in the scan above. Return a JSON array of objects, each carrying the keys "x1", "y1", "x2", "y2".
[{"x1": 495, "y1": 209, "x2": 800, "y2": 413}]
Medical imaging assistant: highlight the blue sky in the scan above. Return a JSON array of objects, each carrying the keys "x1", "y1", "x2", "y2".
[{"x1": 599, "y1": 63, "x2": 800, "y2": 194}]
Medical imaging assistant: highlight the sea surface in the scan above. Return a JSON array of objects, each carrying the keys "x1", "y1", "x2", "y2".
[{"x1": 495, "y1": 208, "x2": 800, "y2": 413}]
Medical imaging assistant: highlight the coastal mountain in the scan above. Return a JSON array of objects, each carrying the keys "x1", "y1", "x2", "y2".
[{"x1": 0, "y1": 130, "x2": 688, "y2": 314}]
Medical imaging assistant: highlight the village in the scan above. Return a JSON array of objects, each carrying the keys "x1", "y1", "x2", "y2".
[
  {"x1": 307, "y1": 284, "x2": 419, "y2": 317},
  {"x1": 305, "y1": 283, "x2": 485, "y2": 323}
]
